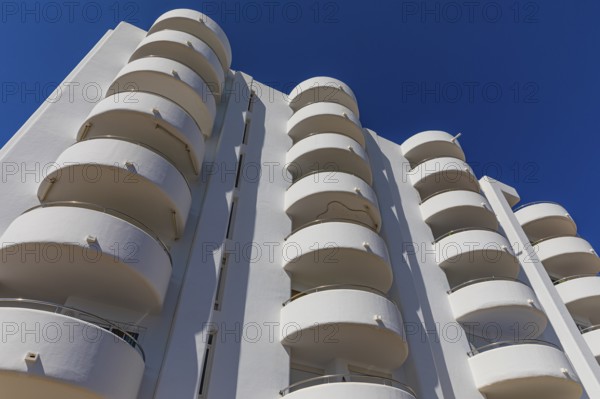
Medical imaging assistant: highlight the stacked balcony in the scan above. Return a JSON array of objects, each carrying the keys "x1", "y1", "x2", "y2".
[
  {"x1": 0, "y1": 9, "x2": 232, "y2": 398},
  {"x1": 516, "y1": 202, "x2": 600, "y2": 362},
  {"x1": 280, "y1": 78, "x2": 412, "y2": 398},
  {"x1": 402, "y1": 132, "x2": 580, "y2": 398}
]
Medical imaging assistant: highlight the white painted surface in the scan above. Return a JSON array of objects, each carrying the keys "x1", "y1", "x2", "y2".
[
  {"x1": 148, "y1": 9, "x2": 232, "y2": 71},
  {"x1": 536, "y1": 236, "x2": 600, "y2": 278},
  {"x1": 77, "y1": 92, "x2": 205, "y2": 177},
  {"x1": 283, "y1": 221, "x2": 393, "y2": 292},
  {"x1": 284, "y1": 382, "x2": 416, "y2": 399},
  {"x1": 449, "y1": 279, "x2": 547, "y2": 339},
  {"x1": 285, "y1": 171, "x2": 381, "y2": 231},
  {"x1": 0, "y1": 308, "x2": 144, "y2": 399},
  {"x1": 287, "y1": 103, "x2": 364, "y2": 147},
  {"x1": 280, "y1": 289, "x2": 408, "y2": 369},
  {"x1": 39, "y1": 138, "x2": 192, "y2": 241},
  {"x1": 408, "y1": 156, "x2": 479, "y2": 199},
  {"x1": 556, "y1": 276, "x2": 600, "y2": 323},
  {"x1": 285, "y1": 133, "x2": 372, "y2": 184},
  {"x1": 288, "y1": 77, "x2": 359, "y2": 116},
  {"x1": 0, "y1": 206, "x2": 171, "y2": 313},
  {"x1": 130, "y1": 29, "x2": 224, "y2": 100},
  {"x1": 515, "y1": 202, "x2": 577, "y2": 242},
  {"x1": 109, "y1": 57, "x2": 216, "y2": 136},
  {"x1": 469, "y1": 343, "x2": 582, "y2": 399},
  {"x1": 400, "y1": 130, "x2": 465, "y2": 166}
]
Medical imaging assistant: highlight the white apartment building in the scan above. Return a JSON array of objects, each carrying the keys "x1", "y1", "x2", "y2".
[{"x1": 0, "y1": 8, "x2": 599, "y2": 399}]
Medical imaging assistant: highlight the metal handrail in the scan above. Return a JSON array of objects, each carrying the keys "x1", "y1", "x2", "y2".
[
  {"x1": 0, "y1": 298, "x2": 145, "y2": 361},
  {"x1": 279, "y1": 373, "x2": 417, "y2": 397},
  {"x1": 530, "y1": 233, "x2": 580, "y2": 247},
  {"x1": 282, "y1": 284, "x2": 388, "y2": 306},
  {"x1": 513, "y1": 201, "x2": 563, "y2": 212},
  {"x1": 83, "y1": 135, "x2": 192, "y2": 192},
  {"x1": 418, "y1": 188, "x2": 475, "y2": 205},
  {"x1": 284, "y1": 217, "x2": 378, "y2": 241},
  {"x1": 409, "y1": 155, "x2": 466, "y2": 171},
  {"x1": 468, "y1": 339, "x2": 560, "y2": 357},
  {"x1": 554, "y1": 274, "x2": 600, "y2": 285},
  {"x1": 432, "y1": 226, "x2": 500, "y2": 244},
  {"x1": 286, "y1": 169, "x2": 371, "y2": 189},
  {"x1": 23, "y1": 201, "x2": 172, "y2": 265},
  {"x1": 447, "y1": 276, "x2": 524, "y2": 294},
  {"x1": 581, "y1": 324, "x2": 600, "y2": 334}
]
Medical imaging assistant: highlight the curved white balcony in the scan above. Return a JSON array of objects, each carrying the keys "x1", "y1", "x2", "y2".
[
  {"x1": 420, "y1": 190, "x2": 498, "y2": 239},
  {"x1": 582, "y1": 326, "x2": 600, "y2": 362},
  {"x1": 0, "y1": 206, "x2": 171, "y2": 313},
  {"x1": 535, "y1": 236, "x2": 600, "y2": 278},
  {"x1": 434, "y1": 228, "x2": 520, "y2": 286},
  {"x1": 468, "y1": 341, "x2": 582, "y2": 399},
  {"x1": 130, "y1": 30, "x2": 224, "y2": 100},
  {"x1": 283, "y1": 221, "x2": 392, "y2": 292},
  {"x1": 285, "y1": 172, "x2": 381, "y2": 232},
  {"x1": 409, "y1": 157, "x2": 479, "y2": 200},
  {"x1": 449, "y1": 278, "x2": 547, "y2": 340},
  {"x1": 287, "y1": 103, "x2": 364, "y2": 147},
  {"x1": 108, "y1": 57, "x2": 216, "y2": 136},
  {"x1": 0, "y1": 300, "x2": 144, "y2": 399},
  {"x1": 288, "y1": 77, "x2": 359, "y2": 116},
  {"x1": 77, "y1": 92, "x2": 204, "y2": 177},
  {"x1": 280, "y1": 287, "x2": 408, "y2": 369},
  {"x1": 147, "y1": 9, "x2": 232, "y2": 71},
  {"x1": 401, "y1": 130, "x2": 465, "y2": 168},
  {"x1": 514, "y1": 202, "x2": 577, "y2": 243},
  {"x1": 38, "y1": 139, "x2": 192, "y2": 242},
  {"x1": 281, "y1": 375, "x2": 416, "y2": 399},
  {"x1": 286, "y1": 133, "x2": 372, "y2": 185},
  {"x1": 555, "y1": 275, "x2": 600, "y2": 323}
]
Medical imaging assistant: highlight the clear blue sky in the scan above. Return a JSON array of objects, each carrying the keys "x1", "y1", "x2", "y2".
[{"x1": 0, "y1": 0, "x2": 598, "y2": 245}]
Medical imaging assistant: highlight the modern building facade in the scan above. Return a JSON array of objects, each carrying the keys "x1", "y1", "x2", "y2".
[{"x1": 0, "y1": 8, "x2": 599, "y2": 399}]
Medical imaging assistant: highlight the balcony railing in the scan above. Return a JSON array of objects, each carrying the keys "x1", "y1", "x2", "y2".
[
  {"x1": 432, "y1": 226, "x2": 500, "y2": 244},
  {"x1": 282, "y1": 284, "x2": 388, "y2": 306},
  {"x1": 553, "y1": 274, "x2": 600, "y2": 285},
  {"x1": 284, "y1": 217, "x2": 379, "y2": 241},
  {"x1": 468, "y1": 338, "x2": 560, "y2": 357},
  {"x1": 580, "y1": 324, "x2": 600, "y2": 334},
  {"x1": 447, "y1": 276, "x2": 526, "y2": 294},
  {"x1": 24, "y1": 201, "x2": 172, "y2": 265},
  {"x1": 279, "y1": 374, "x2": 416, "y2": 397},
  {"x1": 0, "y1": 298, "x2": 145, "y2": 361},
  {"x1": 513, "y1": 200, "x2": 563, "y2": 212}
]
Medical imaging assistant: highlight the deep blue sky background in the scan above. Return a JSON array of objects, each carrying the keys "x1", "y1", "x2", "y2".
[{"x1": 0, "y1": 0, "x2": 598, "y2": 245}]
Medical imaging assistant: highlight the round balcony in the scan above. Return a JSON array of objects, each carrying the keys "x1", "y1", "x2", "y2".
[
  {"x1": 420, "y1": 189, "x2": 498, "y2": 240},
  {"x1": 434, "y1": 228, "x2": 520, "y2": 286},
  {"x1": 147, "y1": 9, "x2": 232, "y2": 71},
  {"x1": 286, "y1": 133, "x2": 372, "y2": 185},
  {"x1": 468, "y1": 340, "x2": 582, "y2": 399},
  {"x1": 401, "y1": 130, "x2": 465, "y2": 168},
  {"x1": 287, "y1": 103, "x2": 364, "y2": 147},
  {"x1": 582, "y1": 326, "x2": 600, "y2": 363},
  {"x1": 555, "y1": 275, "x2": 600, "y2": 324},
  {"x1": 129, "y1": 29, "x2": 224, "y2": 100},
  {"x1": 77, "y1": 92, "x2": 204, "y2": 178},
  {"x1": 283, "y1": 221, "x2": 392, "y2": 292},
  {"x1": 448, "y1": 278, "x2": 547, "y2": 340},
  {"x1": 38, "y1": 138, "x2": 192, "y2": 242},
  {"x1": 108, "y1": 57, "x2": 216, "y2": 136},
  {"x1": 281, "y1": 375, "x2": 416, "y2": 399},
  {"x1": 514, "y1": 202, "x2": 577, "y2": 243},
  {"x1": 0, "y1": 300, "x2": 144, "y2": 399},
  {"x1": 409, "y1": 157, "x2": 479, "y2": 200},
  {"x1": 0, "y1": 205, "x2": 172, "y2": 313},
  {"x1": 535, "y1": 236, "x2": 600, "y2": 278},
  {"x1": 280, "y1": 287, "x2": 408, "y2": 369},
  {"x1": 288, "y1": 77, "x2": 359, "y2": 116},
  {"x1": 285, "y1": 172, "x2": 381, "y2": 232}
]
